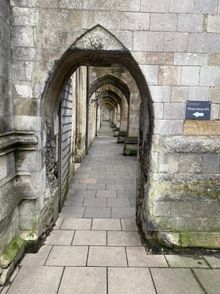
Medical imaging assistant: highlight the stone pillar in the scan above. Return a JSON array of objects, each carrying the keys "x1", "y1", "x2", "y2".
[
  {"x1": 124, "y1": 92, "x2": 140, "y2": 155},
  {"x1": 75, "y1": 67, "x2": 87, "y2": 162},
  {"x1": 117, "y1": 97, "x2": 128, "y2": 143}
]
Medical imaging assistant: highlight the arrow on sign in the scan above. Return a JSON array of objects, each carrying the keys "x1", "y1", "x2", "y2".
[{"x1": 193, "y1": 112, "x2": 204, "y2": 118}]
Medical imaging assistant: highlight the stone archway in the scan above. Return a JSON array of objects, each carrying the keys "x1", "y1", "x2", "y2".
[{"x1": 41, "y1": 24, "x2": 154, "y2": 245}]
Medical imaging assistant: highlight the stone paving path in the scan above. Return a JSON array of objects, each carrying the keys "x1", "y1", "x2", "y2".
[{"x1": 2, "y1": 123, "x2": 220, "y2": 294}]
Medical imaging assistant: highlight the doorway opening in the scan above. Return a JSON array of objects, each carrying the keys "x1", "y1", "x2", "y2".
[{"x1": 42, "y1": 25, "x2": 153, "y2": 236}]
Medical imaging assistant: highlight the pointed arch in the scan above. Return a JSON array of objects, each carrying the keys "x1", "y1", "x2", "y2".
[{"x1": 89, "y1": 75, "x2": 130, "y2": 103}]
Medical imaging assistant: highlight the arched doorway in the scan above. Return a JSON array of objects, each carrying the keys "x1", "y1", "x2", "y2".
[{"x1": 41, "y1": 25, "x2": 153, "y2": 241}]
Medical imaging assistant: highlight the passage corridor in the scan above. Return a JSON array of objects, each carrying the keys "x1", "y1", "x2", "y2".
[{"x1": 3, "y1": 124, "x2": 220, "y2": 294}]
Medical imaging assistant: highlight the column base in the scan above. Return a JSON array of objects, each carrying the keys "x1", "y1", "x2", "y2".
[
  {"x1": 117, "y1": 131, "x2": 127, "y2": 143},
  {"x1": 123, "y1": 137, "x2": 138, "y2": 156}
]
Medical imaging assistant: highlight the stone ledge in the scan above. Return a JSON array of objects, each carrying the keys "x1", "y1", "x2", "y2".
[
  {"x1": 0, "y1": 232, "x2": 38, "y2": 285},
  {"x1": 0, "y1": 131, "x2": 38, "y2": 151},
  {"x1": 153, "y1": 135, "x2": 220, "y2": 153},
  {"x1": 156, "y1": 231, "x2": 220, "y2": 249},
  {"x1": 184, "y1": 120, "x2": 220, "y2": 136}
]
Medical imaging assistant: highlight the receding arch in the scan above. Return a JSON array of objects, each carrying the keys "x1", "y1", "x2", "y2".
[
  {"x1": 97, "y1": 90, "x2": 122, "y2": 105},
  {"x1": 89, "y1": 75, "x2": 130, "y2": 103}
]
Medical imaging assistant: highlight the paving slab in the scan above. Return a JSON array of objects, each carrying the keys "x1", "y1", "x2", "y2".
[
  {"x1": 165, "y1": 255, "x2": 209, "y2": 268},
  {"x1": 45, "y1": 230, "x2": 75, "y2": 245},
  {"x1": 193, "y1": 269, "x2": 220, "y2": 294},
  {"x1": 73, "y1": 190, "x2": 96, "y2": 198},
  {"x1": 107, "y1": 198, "x2": 131, "y2": 207},
  {"x1": 204, "y1": 255, "x2": 220, "y2": 268},
  {"x1": 108, "y1": 231, "x2": 141, "y2": 246},
  {"x1": 96, "y1": 190, "x2": 117, "y2": 198},
  {"x1": 121, "y1": 219, "x2": 138, "y2": 231},
  {"x1": 92, "y1": 219, "x2": 121, "y2": 231},
  {"x1": 112, "y1": 207, "x2": 135, "y2": 218},
  {"x1": 88, "y1": 246, "x2": 127, "y2": 267},
  {"x1": 84, "y1": 198, "x2": 107, "y2": 207},
  {"x1": 117, "y1": 191, "x2": 135, "y2": 198},
  {"x1": 79, "y1": 178, "x2": 97, "y2": 184},
  {"x1": 46, "y1": 246, "x2": 88, "y2": 266},
  {"x1": 71, "y1": 184, "x2": 87, "y2": 190},
  {"x1": 58, "y1": 267, "x2": 106, "y2": 294},
  {"x1": 61, "y1": 218, "x2": 92, "y2": 230},
  {"x1": 54, "y1": 217, "x2": 64, "y2": 230},
  {"x1": 21, "y1": 245, "x2": 52, "y2": 266},
  {"x1": 84, "y1": 207, "x2": 111, "y2": 218},
  {"x1": 72, "y1": 231, "x2": 106, "y2": 246},
  {"x1": 106, "y1": 184, "x2": 125, "y2": 191},
  {"x1": 87, "y1": 184, "x2": 106, "y2": 190},
  {"x1": 64, "y1": 198, "x2": 83, "y2": 206},
  {"x1": 127, "y1": 247, "x2": 168, "y2": 267},
  {"x1": 151, "y1": 268, "x2": 204, "y2": 294},
  {"x1": 60, "y1": 206, "x2": 85, "y2": 217},
  {"x1": 7, "y1": 266, "x2": 63, "y2": 294},
  {"x1": 108, "y1": 268, "x2": 156, "y2": 294}
]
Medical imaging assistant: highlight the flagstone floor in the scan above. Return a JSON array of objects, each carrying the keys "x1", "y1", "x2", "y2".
[{"x1": 1, "y1": 123, "x2": 219, "y2": 294}]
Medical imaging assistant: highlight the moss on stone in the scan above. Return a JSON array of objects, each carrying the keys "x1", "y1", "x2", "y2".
[
  {"x1": 123, "y1": 145, "x2": 137, "y2": 156},
  {"x1": 150, "y1": 178, "x2": 220, "y2": 201},
  {"x1": 0, "y1": 236, "x2": 26, "y2": 268},
  {"x1": 180, "y1": 231, "x2": 220, "y2": 248}
]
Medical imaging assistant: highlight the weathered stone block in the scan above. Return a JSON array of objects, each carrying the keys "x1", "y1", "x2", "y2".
[
  {"x1": 171, "y1": 86, "x2": 188, "y2": 102},
  {"x1": 153, "y1": 103, "x2": 164, "y2": 119},
  {"x1": 159, "y1": 66, "x2": 181, "y2": 86},
  {"x1": 200, "y1": 66, "x2": 220, "y2": 86},
  {"x1": 140, "y1": 65, "x2": 158, "y2": 85},
  {"x1": 12, "y1": 47, "x2": 36, "y2": 61},
  {"x1": 170, "y1": 0, "x2": 194, "y2": 13},
  {"x1": 132, "y1": 52, "x2": 174, "y2": 65},
  {"x1": 178, "y1": 14, "x2": 203, "y2": 32},
  {"x1": 152, "y1": 201, "x2": 171, "y2": 217},
  {"x1": 211, "y1": 104, "x2": 220, "y2": 120},
  {"x1": 14, "y1": 99, "x2": 38, "y2": 116},
  {"x1": 179, "y1": 154, "x2": 202, "y2": 173},
  {"x1": 209, "y1": 87, "x2": 220, "y2": 103},
  {"x1": 181, "y1": 66, "x2": 200, "y2": 86},
  {"x1": 154, "y1": 120, "x2": 183, "y2": 135},
  {"x1": 202, "y1": 154, "x2": 220, "y2": 174},
  {"x1": 83, "y1": 0, "x2": 141, "y2": 11},
  {"x1": 189, "y1": 33, "x2": 220, "y2": 53},
  {"x1": 174, "y1": 53, "x2": 208, "y2": 66},
  {"x1": 194, "y1": 0, "x2": 218, "y2": 14},
  {"x1": 133, "y1": 31, "x2": 163, "y2": 51},
  {"x1": 12, "y1": 26, "x2": 34, "y2": 47},
  {"x1": 16, "y1": 151, "x2": 43, "y2": 172},
  {"x1": 13, "y1": 82, "x2": 33, "y2": 99},
  {"x1": 12, "y1": 7, "x2": 39, "y2": 26},
  {"x1": 188, "y1": 86, "x2": 209, "y2": 100},
  {"x1": 0, "y1": 156, "x2": 7, "y2": 180},
  {"x1": 159, "y1": 153, "x2": 179, "y2": 173},
  {"x1": 111, "y1": 30, "x2": 132, "y2": 50},
  {"x1": 141, "y1": 0, "x2": 170, "y2": 12},
  {"x1": 180, "y1": 232, "x2": 220, "y2": 248},
  {"x1": 208, "y1": 53, "x2": 220, "y2": 66},
  {"x1": 207, "y1": 15, "x2": 220, "y2": 33},
  {"x1": 149, "y1": 86, "x2": 171, "y2": 103},
  {"x1": 164, "y1": 32, "x2": 188, "y2": 52},
  {"x1": 150, "y1": 14, "x2": 177, "y2": 31},
  {"x1": 13, "y1": 116, "x2": 41, "y2": 131},
  {"x1": 59, "y1": 0, "x2": 83, "y2": 9},
  {"x1": 164, "y1": 103, "x2": 185, "y2": 120}
]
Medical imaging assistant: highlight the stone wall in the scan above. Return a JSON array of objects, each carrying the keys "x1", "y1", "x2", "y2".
[
  {"x1": 2, "y1": 0, "x2": 220, "y2": 249},
  {"x1": 0, "y1": 0, "x2": 12, "y2": 132}
]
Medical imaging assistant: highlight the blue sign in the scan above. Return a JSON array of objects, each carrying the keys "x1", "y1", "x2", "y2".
[{"x1": 185, "y1": 101, "x2": 211, "y2": 120}]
